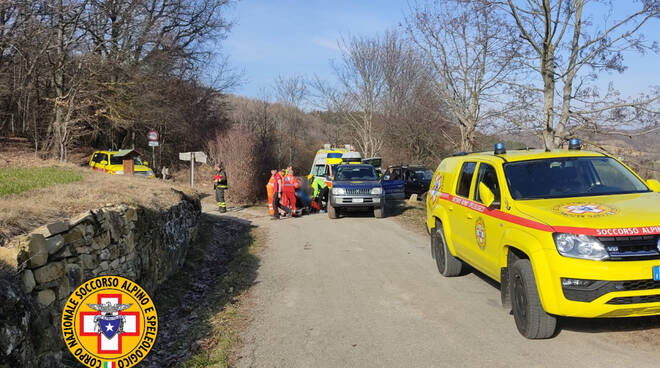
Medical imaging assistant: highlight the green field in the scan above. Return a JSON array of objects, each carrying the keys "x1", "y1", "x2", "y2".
[{"x1": 0, "y1": 167, "x2": 83, "y2": 197}]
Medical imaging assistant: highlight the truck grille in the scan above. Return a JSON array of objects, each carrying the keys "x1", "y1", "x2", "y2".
[
  {"x1": 607, "y1": 295, "x2": 660, "y2": 305},
  {"x1": 344, "y1": 188, "x2": 371, "y2": 195},
  {"x1": 562, "y1": 279, "x2": 660, "y2": 303},
  {"x1": 598, "y1": 235, "x2": 660, "y2": 261}
]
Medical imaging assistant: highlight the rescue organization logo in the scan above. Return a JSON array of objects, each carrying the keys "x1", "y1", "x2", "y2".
[
  {"x1": 475, "y1": 218, "x2": 486, "y2": 250},
  {"x1": 555, "y1": 203, "x2": 617, "y2": 218},
  {"x1": 430, "y1": 174, "x2": 443, "y2": 204},
  {"x1": 61, "y1": 276, "x2": 158, "y2": 368}
]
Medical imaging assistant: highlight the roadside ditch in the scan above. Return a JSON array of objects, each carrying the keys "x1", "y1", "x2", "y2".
[{"x1": 141, "y1": 211, "x2": 262, "y2": 368}]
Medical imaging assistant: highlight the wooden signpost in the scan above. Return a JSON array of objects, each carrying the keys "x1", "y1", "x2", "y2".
[{"x1": 178, "y1": 151, "x2": 207, "y2": 188}]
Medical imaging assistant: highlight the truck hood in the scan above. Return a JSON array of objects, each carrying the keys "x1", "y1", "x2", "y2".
[{"x1": 514, "y1": 192, "x2": 660, "y2": 235}]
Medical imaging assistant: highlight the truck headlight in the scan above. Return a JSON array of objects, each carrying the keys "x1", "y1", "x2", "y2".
[
  {"x1": 332, "y1": 187, "x2": 345, "y2": 195},
  {"x1": 371, "y1": 187, "x2": 382, "y2": 195},
  {"x1": 553, "y1": 233, "x2": 609, "y2": 260}
]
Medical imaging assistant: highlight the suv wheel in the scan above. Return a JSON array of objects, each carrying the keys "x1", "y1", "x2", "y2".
[
  {"x1": 432, "y1": 223, "x2": 462, "y2": 276},
  {"x1": 328, "y1": 203, "x2": 338, "y2": 219},
  {"x1": 374, "y1": 202, "x2": 385, "y2": 218},
  {"x1": 510, "y1": 259, "x2": 557, "y2": 339}
]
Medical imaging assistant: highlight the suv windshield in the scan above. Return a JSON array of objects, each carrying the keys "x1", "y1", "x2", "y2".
[
  {"x1": 335, "y1": 166, "x2": 378, "y2": 181},
  {"x1": 504, "y1": 157, "x2": 649, "y2": 199},
  {"x1": 415, "y1": 170, "x2": 433, "y2": 181}
]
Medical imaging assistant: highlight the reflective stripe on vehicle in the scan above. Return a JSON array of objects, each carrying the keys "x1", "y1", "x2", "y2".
[{"x1": 436, "y1": 192, "x2": 660, "y2": 236}]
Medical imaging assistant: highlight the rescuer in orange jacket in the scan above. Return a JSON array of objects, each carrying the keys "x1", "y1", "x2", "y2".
[
  {"x1": 282, "y1": 169, "x2": 299, "y2": 216},
  {"x1": 213, "y1": 163, "x2": 228, "y2": 213},
  {"x1": 266, "y1": 170, "x2": 276, "y2": 216}
]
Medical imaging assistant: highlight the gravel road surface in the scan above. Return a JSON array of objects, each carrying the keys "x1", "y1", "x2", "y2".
[{"x1": 236, "y1": 211, "x2": 660, "y2": 368}]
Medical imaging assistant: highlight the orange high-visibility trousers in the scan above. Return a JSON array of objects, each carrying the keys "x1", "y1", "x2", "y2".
[
  {"x1": 282, "y1": 190, "x2": 296, "y2": 212},
  {"x1": 266, "y1": 177, "x2": 275, "y2": 215}
]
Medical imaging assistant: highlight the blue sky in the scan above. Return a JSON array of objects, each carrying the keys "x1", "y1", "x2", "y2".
[
  {"x1": 222, "y1": 0, "x2": 408, "y2": 99},
  {"x1": 221, "y1": 0, "x2": 659, "y2": 100}
]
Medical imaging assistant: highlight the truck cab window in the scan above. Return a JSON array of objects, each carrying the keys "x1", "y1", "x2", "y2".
[
  {"x1": 456, "y1": 162, "x2": 476, "y2": 198},
  {"x1": 474, "y1": 163, "x2": 501, "y2": 206}
]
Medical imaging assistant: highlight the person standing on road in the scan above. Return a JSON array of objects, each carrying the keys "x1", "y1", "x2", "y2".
[
  {"x1": 266, "y1": 170, "x2": 276, "y2": 216},
  {"x1": 311, "y1": 176, "x2": 328, "y2": 213},
  {"x1": 282, "y1": 169, "x2": 299, "y2": 216},
  {"x1": 271, "y1": 169, "x2": 290, "y2": 220},
  {"x1": 214, "y1": 163, "x2": 228, "y2": 213}
]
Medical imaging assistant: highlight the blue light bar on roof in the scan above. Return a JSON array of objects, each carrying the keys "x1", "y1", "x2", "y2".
[{"x1": 568, "y1": 138, "x2": 582, "y2": 150}]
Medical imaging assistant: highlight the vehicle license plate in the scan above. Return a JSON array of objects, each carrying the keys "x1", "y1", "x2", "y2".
[
  {"x1": 353, "y1": 198, "x2": 363, "y2": 203},
  {"x1": 654, "y1": 266, "x2": 660, "y2": 281}
]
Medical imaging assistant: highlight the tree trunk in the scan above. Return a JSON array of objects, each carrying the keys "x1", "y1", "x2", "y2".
[{"x1": 541, "y1": 47, "x2": 556, "y2": 151}]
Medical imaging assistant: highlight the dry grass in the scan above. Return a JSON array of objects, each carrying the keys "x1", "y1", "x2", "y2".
[
  {"x1": 0, "y1": 163, "x2": 195, "y2": 244},
  {"x1": 0, "y1": 138, "x2": 199, "y2": 242},
  {"x1": 389, "y1": 199, "x2": 428, "y2": 235}
]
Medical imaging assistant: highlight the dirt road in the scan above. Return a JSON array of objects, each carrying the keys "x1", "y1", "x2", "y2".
[{"x1": 235, "y1": 210, "x2": 660, "y2": 368}]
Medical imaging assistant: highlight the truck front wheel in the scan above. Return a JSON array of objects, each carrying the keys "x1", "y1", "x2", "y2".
[
  {"x1": 432, "y1": 223, "x2": 462, "y2": 276},
  {"x1": 510, "y1": 259, "x2": 557, "y2": 339}
]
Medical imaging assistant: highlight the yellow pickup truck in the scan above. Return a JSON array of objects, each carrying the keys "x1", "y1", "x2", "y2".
[
  {"x1": 89, "y1": 150, "x2": 154, "y2": 178},
  {"x1": 426, "y1": 140, "x2": 660, "y2": 338}
]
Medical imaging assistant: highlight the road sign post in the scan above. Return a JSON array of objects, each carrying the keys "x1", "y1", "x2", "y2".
[
  {"x1": 178, "y1": 151, "x2": 207, "y2": 188},
  {"x1": 147, "y1": 131, "x2": 159, "y2": 169}
]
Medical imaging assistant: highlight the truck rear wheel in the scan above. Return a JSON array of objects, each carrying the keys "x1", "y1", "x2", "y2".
[
  {"x1": 510, "y1": 259, "x2": 556, "y2": 339},
  {"x1": 328, "y1": 203, "x2": 338, "y2": 219},
  {"x1": 432, "y1": 223, "x2": 462, "y2": 276}
]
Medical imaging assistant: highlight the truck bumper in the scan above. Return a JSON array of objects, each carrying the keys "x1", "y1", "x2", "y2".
[
  {"x1": 532, "y1": 248, "x2": 660, "y2": 318},
  {"x1": 331, "y1": 195, "x2": 381, "y2": 207}
]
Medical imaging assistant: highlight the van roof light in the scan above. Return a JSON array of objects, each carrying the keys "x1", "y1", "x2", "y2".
[
  {"x1": 494, "y1": 142, "x2": 506, "y2": 155},
  {"x1": 568, "y1": 138, "x2": 582, "y2": 150}
]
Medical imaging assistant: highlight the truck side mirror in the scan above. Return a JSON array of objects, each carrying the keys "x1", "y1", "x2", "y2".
[
  {"x1": 100, "y1": 160, "x2": 108, "y2": 165},
  {"x1": 143, "y1": 161, "x2": 149, "y2": 166},
  {"x1": 478, "y1": 182, "x2": 496, "y2": 208},
  {"x1": 646, "y1": 179, "x2": 660, "y2": 192}
]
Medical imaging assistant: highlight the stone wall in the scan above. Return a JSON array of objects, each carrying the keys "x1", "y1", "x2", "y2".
[{"x1": 0, "y1": 192, "x2": 201, "y2": 367}]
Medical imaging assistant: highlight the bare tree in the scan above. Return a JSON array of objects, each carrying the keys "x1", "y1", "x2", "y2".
[
  {"x1": 313, "y1": 35, "x2": 386, "y2": 158},
  {"x1": 503, "y1": 0, "x2": 660, "y2": 149},
  {"x1": 45, "y1": 0, "x2": 89, "y2": 161},
  {"x1": 274, "y1": 74, "x2": 307, "y2": 165},
  {"x1": 407, "y1": 0, "x2": 519, "y2": 151}
]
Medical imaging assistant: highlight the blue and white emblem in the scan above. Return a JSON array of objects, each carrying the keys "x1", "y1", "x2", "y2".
[
  {"x1": 87, "y1": 301, "x2": 132, "y2": 340},
  {"x1": 99, "y1": 315, "x2": 122, "y2": 339}
]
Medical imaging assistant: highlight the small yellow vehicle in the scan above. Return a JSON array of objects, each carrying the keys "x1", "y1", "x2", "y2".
[
  {"x1": 89, "y1": 150, "x2": 155, "y2": 178},
  {"x1": 426, "y1": 139, "x2": 660, "y2": 338}
]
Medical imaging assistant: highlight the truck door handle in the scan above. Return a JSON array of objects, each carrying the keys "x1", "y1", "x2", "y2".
[
  {"x1": 466, "y1": 214, "x2": 473, "y2": 219},
  {"x1": 448, "y1": 206, "x2": 454, "y2": 211}
]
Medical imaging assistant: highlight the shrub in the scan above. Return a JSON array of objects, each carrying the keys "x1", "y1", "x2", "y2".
[{"x1": 208, "y1": 128, "x2": 263, "y2": 204}]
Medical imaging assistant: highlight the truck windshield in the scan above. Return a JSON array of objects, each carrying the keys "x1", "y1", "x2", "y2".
[
  {"x1": 335, "y1": 167, "x2": 378, "y2": 181},
  {"x1": 504, "y1": 157, "x2": 649, "y2": 199},
  {"x1": 110, "y1": 155, "x2": 144, "y2": 166}
]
